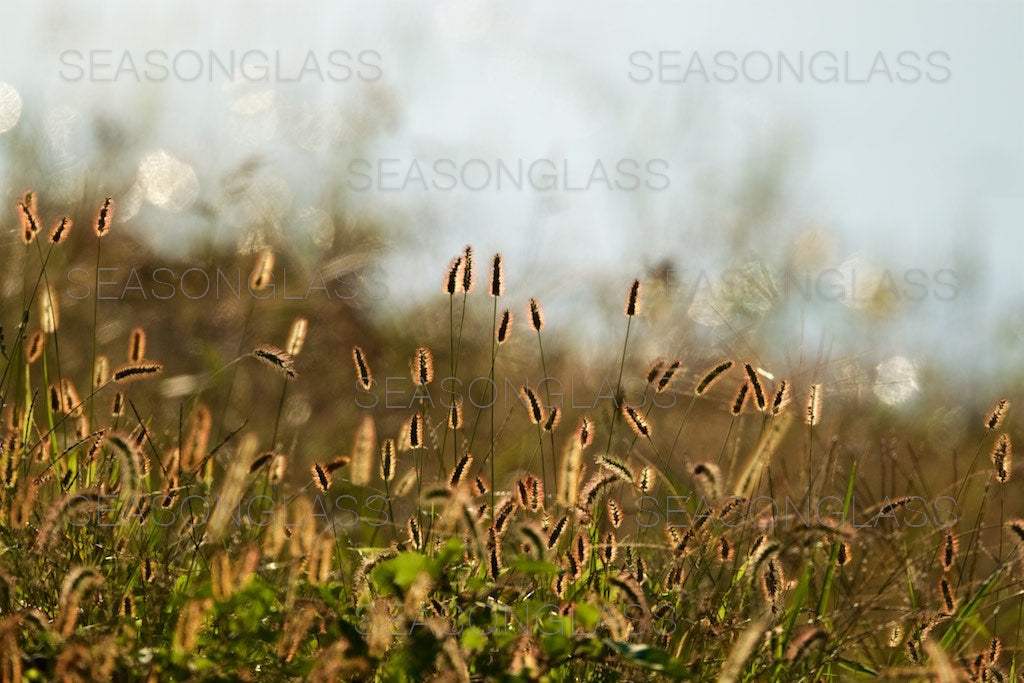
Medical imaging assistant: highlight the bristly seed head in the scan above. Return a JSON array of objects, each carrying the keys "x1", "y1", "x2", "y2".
[
  {"x1": 252, "y1": 345, "x2": 296, "y2": 379},
  {"x1": 444, "y1": 255, "x2": 462, "y2": 295},
  {"x1": 128, "y1": 327, "x2": 146, "y2": 363},
  {"x1": 576, "y1": 417, "x2": 595, "y2": 450},
  {"x1": 412, "y1": 347, "x2": 434, "y2": 385},
  {"x1": 528, "y1": 298, "x2": 544, "y2": 332},
  {"x1": 1008, "y1": 519, "x2": 1024, "y2": 545},
  {"x1": 311, "y1": 462, "x2": 331, "y2": 494},
  {"x1": 731, "y1": 382, "x2": 749, "y2": 416},
  {"x1": 744, "y1": 363, "x2": 766, "y2": 411},
  {"x1": 461, "y1": 245, "x2": 474, "y2": 293},
  {"x1": 986, "y1": 398, "x2": 1010, "y2": 431},
  {"x1": 113, "y1": 362, "x2": 165, "y2": 383},
  {"x1": 657, "y1": 360, "x2": 681, "y2": 394},
  {"x1": 806, "y1": 384, "x2": 822, "y2": 426},
  {"x1": 17, "y1": 191, "x2": 39, "y2": 244},
  {"x1": 489, "y1": 253, "x2": 504, "y2": 297},
  {"x1": 695, "y1": 360, "x2": 734, "y2": 396},
  {"x1": 521, "y1": 386, "x2": 545, "y2": 424},
  {"x1": 50, "y1": 216, "x2": 72, "y2": 245},
  {"x1": 286, "y1": 318, "x2": 308, "y2": 357},
  {"x1": 622, "y1": 405, "x2": 651, "y2": 438},
  {"x1": 352, "y1": 346, "x2": 373, "y2": 390},
  {"x1": 380, "y1": 439, "x2": 396, "y2": 482},
  {"x1": 496, "y1": 309, "x2": 513, "y2": 344},
  {"x1": 625, "y1": 278, "x2": 641, "y2": 317},
  {"x1": 771, "y1": 380, "x2": 789, "y2": 416},
  {"x1": 646, "y1": 358, "x2": 665, "y2": 384},
  {"x1": 249, "y1": 248, "x2": 274, "y2": 292},
  {"x1": 938, "y1": 576, "x2": 956, "y2": 614},
  {"x1": 543, "y1": 406, "x2": 561, "y2": 432},
  {"x1": 448, "y1": 402, "x2": 463, "y2": 431},
  {"x1": 449, "y1": 453, "x2": 473, "y2": 488},
  {"x1": 94, "y1": 196, "x2": 114, "y2": 237},
  {"x1": 407, "y1": 413, "x2": 423, "y2": 449},
  {"x1": 941, "y1": 530, "x2": 958, "y2": 572},
  {"x1": 991, "y1": 433, "x2": 1012, "y2": 483},
  {"x1": 25, "y1": 330, "x2": 45, "y2": 364}
]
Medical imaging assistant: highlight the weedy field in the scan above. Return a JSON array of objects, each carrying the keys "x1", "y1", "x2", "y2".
[{"x1": 0, "y1": 191, "x2": 1021, "y2": 682}]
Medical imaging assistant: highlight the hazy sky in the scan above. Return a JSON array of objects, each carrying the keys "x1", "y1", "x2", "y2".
[{"x1": 1, "y1": 0, "x2": 1021, "y2": 378}]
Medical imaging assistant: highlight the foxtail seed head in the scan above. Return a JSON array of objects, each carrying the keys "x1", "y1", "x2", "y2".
[
  {"x1": 94, "y1": 196, "x2": 114, "y2": 237},
  {"x1": 528, "y1": 298, "x2": 544, "y2": 332},
  {"x1": 625, "y1": 278, "x2": 641, "y2": 317},
  {"x1": 489, "y1": 253, "x2": 504, "y2": 297}
]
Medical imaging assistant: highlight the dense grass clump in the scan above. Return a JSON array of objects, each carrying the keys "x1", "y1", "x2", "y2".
[{"x1": 0, "y1": 193, "x2": 1021, "y2": 681}]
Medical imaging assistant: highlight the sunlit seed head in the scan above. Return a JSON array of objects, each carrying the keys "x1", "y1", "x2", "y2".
[
  {"x1": 986, "y1": 398, "x2": 1010, "y2": 431},
  {"x1": 806, "y1": 384, "x2": 822, "y2": 426},
  {"x1": 128, "y1": 327, "x2": 146, "y2": 363},
  {"x1": 94, "y1": 196, "x2": 114, "y2": 237},
  {"x1": 489, "y1": 253, "x2": 504, "y2": 297},
  {"x1": 731, "y1": 382, "x2": 749, "y2": 416},
  {"x1": 695, "y1": 360, "x2": 733, "y2": 396},
  {"x1": 528, "y1": 298, "x2": 544, "y2": 332},
  {"x1": 412, "y1": 347, "x2": 434, "y2": 385},
  {"x1": 744, "y1": 363, "x2": 766, "y2": 411},
  {"x1": 496, "y1": 309, "x2": 513, "y2": 344},
  {"x1": 49, "y1": 216, "x2": 72, "y2": 245},
  {"x1": 286, "y1": 318, "x2": 308, "y2": 357},
  {"x1": 625, "y1": 278, "x2": 641, "y2": 317},
  {"x1": 249, "y1": 248, "x2": 275, "y2": 292},
  {"x1": 461, "y1": 245, "x2": 474, "y2": 293},
  {"x1": 444, "y1": 255, "x2": 462, "y2": 295},
  {"x1": 352, "y1": 346, "x2": 373, "y2": 390}
]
